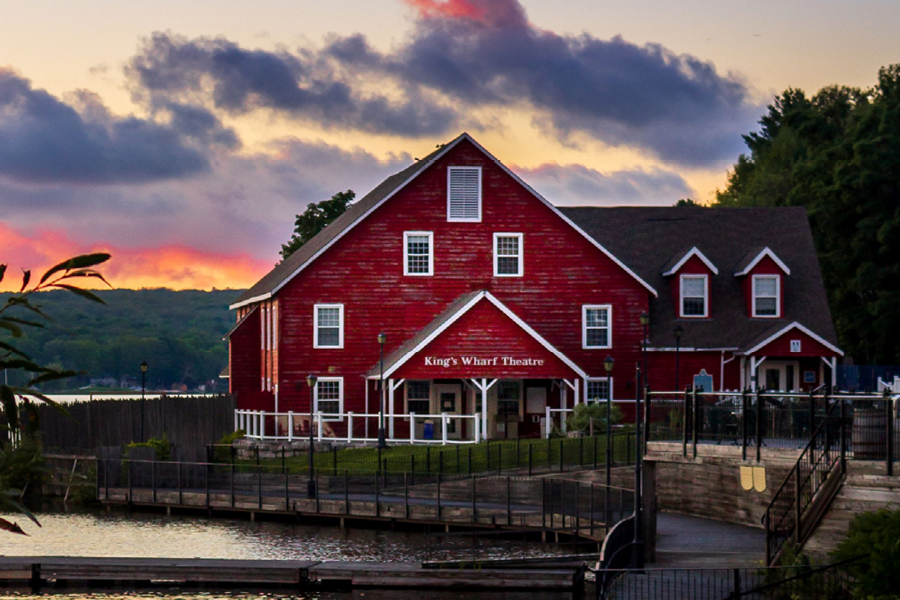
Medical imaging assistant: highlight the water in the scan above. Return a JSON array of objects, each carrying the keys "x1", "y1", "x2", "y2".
[{"x1": 0, "y1": 508, "x2": 580, "y2": 599}]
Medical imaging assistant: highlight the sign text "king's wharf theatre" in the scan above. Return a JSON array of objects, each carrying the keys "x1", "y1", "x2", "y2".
[{"x1": 424, "y1": 356, "x2": 547, "y2": 369}]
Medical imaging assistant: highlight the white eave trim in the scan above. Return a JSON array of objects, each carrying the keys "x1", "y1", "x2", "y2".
[
  {"x1": 647, "y1": 346, "x2": 738, "y2": 352},
  {"x1": 734, "y1": 247, "x2": 791, "y2": 277},
  {"x1": 740, "y1": 322, "x2": 844, "y2": 356},
  {"x1": 381, "y1": 291, "x2": 587, "y2": 379},
  {"x1": 663, "y1": 247, "x2": 719, "y2": 276}
]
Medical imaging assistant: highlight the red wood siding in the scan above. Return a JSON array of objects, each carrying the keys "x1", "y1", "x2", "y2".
[
  {"x1": 228, "y1": 308, "x2": 263, "y2": 403},
  {"x1": 752, "y1": 328, "x2": 836, "y2": 357},
  {"x1": 647, "y1": 350, "x2": 741, "y2": 392},
  {"x1": 391, "y1": 298, "x2": 582, "y2": 380},
  {"x1": 269, "y1": 138, "x2": 648, "y2": 414}
]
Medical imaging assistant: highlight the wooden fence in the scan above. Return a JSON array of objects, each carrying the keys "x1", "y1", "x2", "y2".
[{"x1": 37, "y1": 394, "x2": 236, "y2": 451}]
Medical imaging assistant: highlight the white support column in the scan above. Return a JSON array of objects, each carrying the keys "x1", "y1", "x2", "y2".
[
  {"x1": 347, "y1": 412, "x2": 354, "y2": 442},
  {"x1": 364, "y1": 380, "x2": 370, "y2": 440},
  {"x1": 481, "y1": 378, "x2": 489, "y2": 442},
  {"x1": 316, "y1": 412, "x2": 323, "y2": 442},
  {"x1": 260, "y1": 413, "x2": 265, "y2": 439},
  {"x1": 544, "y1": 406, "x2": 551, "y2": 439},
  {"x1": 441, "y1": 413, "x2": 449, "y2": 445},
  {"x1": 560, "y1": 381, "x2": 568, "y2": 434},
  {"x1": 474, "y1": 413, "x2": 481, "y2": 443},
  {"x1": 410, "y1": 414, "x2": 416, "y2": 444},
  {"x1": 831, "y1": 357, "x2": 838, "y2": 388},
  {"x1": 288, "y1": 411, "x2": 294, "y2": 442}
]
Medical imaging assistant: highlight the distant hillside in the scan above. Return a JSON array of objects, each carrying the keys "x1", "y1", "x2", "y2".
[{"x1": 1, "y1": 289, "x2": 244, "y2": 391}]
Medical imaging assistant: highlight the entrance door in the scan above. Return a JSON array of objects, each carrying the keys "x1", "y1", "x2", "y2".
[
  {"x1": 523, "y1": 386, "x2": 547, "y2": 438},
  {"x1": 761, "y1": 361, "x2": 800, "y2": 392},
  {"x1": 434, "y1": 383, "x2": 463, "y2": 441}
]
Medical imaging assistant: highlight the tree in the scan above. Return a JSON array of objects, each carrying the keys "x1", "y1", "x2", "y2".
[
  {"x1": 712, "y1": 65, "x2": 900, "y2": 363},
  {"x1": 674, "y1": 198, "x2": 703, "y2": 207},
  {"x1": 0, "y1": 253, "x2": 110, "y2": 534},
  {"x1": 280, "y1": 190, "x2": 355, "y2": 261}
]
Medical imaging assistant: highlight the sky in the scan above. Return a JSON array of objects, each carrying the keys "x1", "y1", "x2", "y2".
[{"x1": 1, "y1": 0, "x2": 898, "y2": 291}]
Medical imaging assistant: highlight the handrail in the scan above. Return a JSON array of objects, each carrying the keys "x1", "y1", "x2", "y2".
[{"x1": 763, "y1": 397, "x2": 845, "y2": 565}]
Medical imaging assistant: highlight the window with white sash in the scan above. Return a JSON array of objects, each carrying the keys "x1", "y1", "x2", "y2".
[
  {"x1": 582, "y1": 305, "x2": 612, "y2": 349},
  {"x1": 447, "y1": 166, "x2": 482, "y2": 222},
  {"x1": 586, "y1": 378, "x2": 613, "y2": 403},
  {"x1": 404, "y1": 231, "x2": 434, "y2": 276},
  {"x1": 680, "y1": 274, "x2": 708, "y2": 317},
  {"x1": 752, "y1": 275, "x2": 780, "y2": 317},
  {"x1": 494, "y1": 233, "x2": 523, "y2": 277},
  {"x1": 314, "y1": 377, "x2": 343, "y2": 421},
  {"x1": 314, "y1": 304, "x2": 343, "y2": 348}
]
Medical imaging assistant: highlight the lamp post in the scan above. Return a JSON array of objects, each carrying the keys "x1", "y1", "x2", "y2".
[
  {"x1": 674, "y1": 325, "x2": 684, "y2": 393},
  {"x1": 140, "y1": 361, "x2": 147, "y2": 442},
  {"x1": 639, "y1": 313, "x2": 650, "y2": 385},
  {"x1": 307, "y1": 374, "x2": 318, "y2": 499},
  {"x1": 377, "y1": 332, "x2": 387, "y2": 450},
  {"x1": 604, "y1": 356, "x2": 614, "y2": 489}
]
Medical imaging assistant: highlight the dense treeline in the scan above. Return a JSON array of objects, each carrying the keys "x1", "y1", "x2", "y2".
[
  {"x1": 714, "y1": 64, "x2": 900, "y2": 364},
  {"x1": 0, "y1": 289, "x2": 242, "y2": 391}
]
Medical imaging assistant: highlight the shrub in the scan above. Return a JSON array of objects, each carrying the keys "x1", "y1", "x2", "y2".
[
  {"x1": 831, "y1": 508, "x2": 900, "y2": 598},
  {"x1": 126, "y1": 434, "x2": 171, "y2": 461},
  {"x1": 566, "y1": 402, "x2": 622, "y2": 434},
  {"x1": 214, "y1": 429, "x2": 245, "y2": 463}
]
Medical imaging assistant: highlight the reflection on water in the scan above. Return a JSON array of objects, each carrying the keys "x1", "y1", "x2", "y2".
[{"x1": 0, "y1": 508, "x2": 579, "y2": 599}]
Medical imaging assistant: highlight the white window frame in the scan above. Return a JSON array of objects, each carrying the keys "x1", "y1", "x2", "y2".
[
  {"x1": 752, "y1": 274, "x2": 781, "y2": 318},
  {"x1": 582, "y1": 305, "x2": 613, "y2": 349},
  {"x1": 493, "y1": 232, "x2": 524, "y2": 277},
  {"x1": 447, "y1": 166, "x2": 482, "y2": 223},
  {"x1": 679, "y1": 274, "x2": 709, "y2": 318},
  {"x1": 314, "y1": 377, "x2": 344, "y2": 421},
  {"x1": 313, "y1": 303, "x2": 344, "y2": 349},
  {"x1": 403, "y1": 231, "x2": 434, "y2": 276},
  {"x1": 585, "y1": 377, "x2": 614, "y2": 403}
]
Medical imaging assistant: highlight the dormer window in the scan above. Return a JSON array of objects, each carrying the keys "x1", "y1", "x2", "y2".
[
  {"x1": 447, "y1": 166, "x2": 481, "y2": 222},
  {"x1": 680, "y1": 274, "x2": 708, "y2": 318},
  {"x1": 752, "y1": 275, "x2": 780, "y2": 317}
]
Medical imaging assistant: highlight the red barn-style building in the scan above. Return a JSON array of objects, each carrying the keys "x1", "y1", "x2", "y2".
[{"x1": 227, "y1": 134, "x2": 842, "y2": 442}]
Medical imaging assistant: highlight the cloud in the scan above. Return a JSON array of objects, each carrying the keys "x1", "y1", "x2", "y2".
[
  {"x1": 0, "y1": 69, "x2": 237, "y2": 184},
  {"x1": 125, "y1": 0, "x2": 762, "y2": 163},
  {"x1": 515, "y1": 163, "x2": 695, "y2": 206}
]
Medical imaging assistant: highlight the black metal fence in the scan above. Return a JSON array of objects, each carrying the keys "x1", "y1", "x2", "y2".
[
  {"x1": 646, "y1": 388, "x2": 898, "y2": 465},
  {"x1": 596, "y1": 558, "x2": 859, "y2": 600},
  {"x1": 97, "y1": 456, "x2": 633, "y2": 538}
]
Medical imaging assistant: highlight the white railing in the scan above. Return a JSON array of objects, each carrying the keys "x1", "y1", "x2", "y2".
[
  {"x1": 234, "y1": 410, "x2": 482, "y2": 445},
  {"x1": 545, "y1": 407, "x2": 574, "y2": 438}
]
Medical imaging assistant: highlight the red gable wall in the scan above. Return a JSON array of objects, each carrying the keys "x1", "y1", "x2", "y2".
[
  {"x1": 752, "y1": 327, "x2": 836, "y2": 357},
  {"x1": 391, "y1": 298, "x2": 581, "y2": 380},
  {"x1": 273, "y1": 138, "x2": 649, "y2": 412}
]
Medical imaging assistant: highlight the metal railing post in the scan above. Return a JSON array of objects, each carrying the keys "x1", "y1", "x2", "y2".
[
  {"x1": 756, "y1": 389, "x2": 763, "y2": 463},
  {"x1": 178, "y1": 461, "x2": 183, "y2": 506},
  {"x1": 886, "y1": 389, "x2": 894, "y2": 476},
  {"x1": 152, "y1": 461, "x2": 157, "y2": 504},
  {"x1": 345, "y1": 469, "x2": 350, "y2": 515},
  {"x1": 682, "y1": 386, "x2": 690, "y2": 458},
  {"x1": 506, "y1": 476, "x2": 512, "y2": 525},
  {"x1": 809, "y1": 389, "x2": 816, "y2": 446},
  {"x1": 742, "y1": 388, "x2": 749, "y2": 461},
  {"x1": 794, "y1": 467, "x2": 802, "y2": 545},
  {"x1": 840, "y1": 397, "x2": 847, "y2": 473},
  {"x1": 692, "y1": 386, "x2": 699, "y2": 458},
  {"x1": 528, "y1": 444, "x2": 533, "y2": 476},
  {"x1": 437, "y1": 473, "x2": 442, "y2": 519}
]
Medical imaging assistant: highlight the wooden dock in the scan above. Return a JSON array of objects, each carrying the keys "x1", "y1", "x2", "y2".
[{"x1": 0, "y1": 556, "x2": 584, "y2": 591}]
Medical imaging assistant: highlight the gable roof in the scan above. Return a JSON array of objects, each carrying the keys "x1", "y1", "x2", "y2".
[
  {"x1": 662, "y1": 247, "x2": 719, "y2": 276},
  {"x1": 741, "y1": 321, "x2": 844, "y2": 356},
  {"x1": 734, "y1": 247, "x2": 791, "y2": 276},
  {"x1": 222, "y1": 305, "x2": 257, "y2": 340},
  {"x1": 559, "y1": 206, "x2": 839, "y2": 353},
  {"x1": 369, "y1": 290, "x2": 587, "y2": 379},
  {"x1": 232, "y1": 133, "x2": 655, "y2": 309}
]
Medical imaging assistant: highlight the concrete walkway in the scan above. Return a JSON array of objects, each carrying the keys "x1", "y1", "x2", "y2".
[{"x1": 652, "y1": 512, "x2": 765, "y2": 568}]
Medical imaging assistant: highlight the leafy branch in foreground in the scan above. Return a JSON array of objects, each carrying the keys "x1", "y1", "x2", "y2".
[{"x1": 0, "y1": 253, "x2": 111, "y2": 534}]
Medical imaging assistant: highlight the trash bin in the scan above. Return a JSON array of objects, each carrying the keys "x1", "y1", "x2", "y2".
[{"x1": 423, "y1": 420, "x2": 434, "y2": 440}]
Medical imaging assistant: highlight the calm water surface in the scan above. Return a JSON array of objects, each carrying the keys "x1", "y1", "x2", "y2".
[{"x1": 0, "y1": 508, "x2": 579, "y2": 599}]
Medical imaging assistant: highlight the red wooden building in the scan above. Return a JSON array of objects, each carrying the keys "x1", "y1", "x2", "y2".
[{"x1": 226, "y1": 133, "x2": 842, "y2": 442}]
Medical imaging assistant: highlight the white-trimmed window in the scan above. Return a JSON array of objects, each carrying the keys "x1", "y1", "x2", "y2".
[
  {"x1": 404, "y1": 231, "x2": 434, "y2": 276},
  {"x1": 680, "y1": 274, "x2": 708, "y2": 318},
  {"x1": 582, "y1": 305, "x2": 612, "y2": 349},
  {"x1": 497, "y1": 380, "x2": 521, "y2": 416},
  {"x1": 752, "y1": 275, "x2": 780, "y2": 317},
  {"x1": 314, "y1": 304, "x2": 344, "y2": 348},
  {"x1": 493, "y1": 233, "x2": 523, "y2": 277},
  {"x1": 447, "y1": 166, "x2": 482, "y2": 222},
  {"x1": 406, "y1": 380, "x2": 431, "y2": 415},
  {"x1": 585, "y1": 378, "x2": 613, "y2": 403},
  {"x1": 314, "y1": 377, "x2": 343, "y2": 421}
]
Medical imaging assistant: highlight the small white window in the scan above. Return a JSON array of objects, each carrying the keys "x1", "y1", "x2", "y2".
[
  {"x1": 314, "y1": 304, "x2": 344, "y2": 348},
  {"x1": 493, "y1": 233, "x2": 523, "y2": 277},
  {"x1": 790, "y1": 340, "x2": 802, "y2": 353},
  {"x1": 404, "y1": 231, "x2": 433, "y2": 276},
  {"x1": 753, "y1": 275, "x2": 780, "y2": 317},
  {"x1": 406, "y1": 380, "x2": 431, "y2": 414},
  {"x1": 582, "y1": 305, "x2": 612, "y2": 349},
  {"x1": 447, "y1": 166, "x2": 482, "y2": 222},
  {"x1": 680, "y1": 274, "x2": 708, "y2": 318},
  {"x1": 585, "y1": 378, "x2": 613, "y2": 403},
  {"x1": 314, "y1": 377, "x2": 343, "y2": 421}
]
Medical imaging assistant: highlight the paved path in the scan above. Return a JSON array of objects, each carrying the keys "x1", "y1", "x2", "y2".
[{"x1": 652, "y1": 512, "x2": 765, "y2": 568}]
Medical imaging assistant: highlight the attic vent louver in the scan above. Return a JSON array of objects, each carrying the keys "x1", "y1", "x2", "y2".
[{"x1": 447, "y1": 166, "x2": 481, "y2": 222}]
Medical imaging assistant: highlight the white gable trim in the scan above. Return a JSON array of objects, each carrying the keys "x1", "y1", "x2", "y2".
[
  {"x1": 232, "y1": 133, "x2": 657, "y2": 309},
  {"x1": 381, "y1": 291, "x2": 587, "y2": 379},
  {"x1": 741, "y1": 322, "x2": 843, "y2": 356},
  {"x1": 663, "y1": 247, "x2": 719, "y2": 276},
  {"x1": 462, "y1": 135, "x2": 657, "y2": 297},
  {"x1": 734, "y1": 247, "x2": 791, "y2": 276}
]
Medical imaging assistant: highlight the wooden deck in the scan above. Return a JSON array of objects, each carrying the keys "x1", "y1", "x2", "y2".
[{"x1": 0, "y1": 556, "x2": 584, "y2": 591}]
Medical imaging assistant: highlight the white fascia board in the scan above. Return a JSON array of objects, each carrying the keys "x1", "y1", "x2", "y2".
[
  {"x1": 662, "y1": 247, "x2": 719, "y2": 276},
  {"x1": 741, "y1": 322, "x2": 844, "y2": 356},
  {"x1": 381, "y1": 292, "x2": 486, "y2": 379},
  {"x1": 646, "y1": 346, "x2": 738, "y2": 352},
  {"x1": 230, "y1": 293, "x2": 272, "y2": 311},
  {"x1": 734, "y1": 247, "x2": 791, "y2": 276},
  {"x1": 483, "y1": 292, "x2": 588, "y2": 378},
  {"x1": 461, "y1": 135, "x2": 658, "y2": 298}
]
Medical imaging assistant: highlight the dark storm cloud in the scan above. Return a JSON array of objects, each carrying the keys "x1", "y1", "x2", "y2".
[
  {"x1": 128, "y1": 33, "x2": 460, "y2": 136},
  {"x1": 126, "y1": 0, "x2": 761, "y2": 162},
  {"x1": 0, "y1": 69, "x2": 236, "y2": 184}
]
